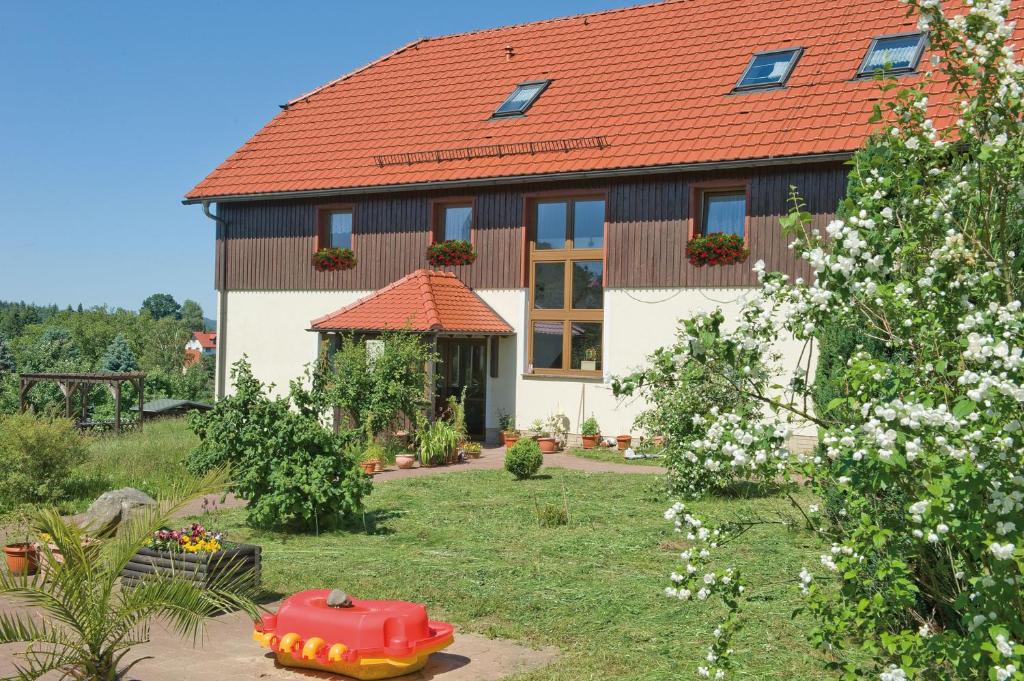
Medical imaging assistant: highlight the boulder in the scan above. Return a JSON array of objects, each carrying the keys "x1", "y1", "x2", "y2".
[{"x1": 78, "y1": 488, "x2": 156, "y2": 535}]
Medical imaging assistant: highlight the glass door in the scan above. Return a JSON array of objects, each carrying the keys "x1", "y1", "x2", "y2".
[{"x1": 435, "y1": 339, "x2": 487, "y2": 439}]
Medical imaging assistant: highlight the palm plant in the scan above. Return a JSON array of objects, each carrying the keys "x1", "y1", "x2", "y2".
[{"x1": 0, "y1": 470, "x2": 261, "y2": 680}]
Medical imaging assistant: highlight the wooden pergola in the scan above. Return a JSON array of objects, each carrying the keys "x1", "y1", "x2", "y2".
[{"x1": 18, "y1": 372, "x2": 146, "y2": 434}]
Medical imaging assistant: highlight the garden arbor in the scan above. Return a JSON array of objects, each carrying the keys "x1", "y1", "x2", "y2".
[{"x1": 18, "y1": 371, "x2": 146, "y2": 434}]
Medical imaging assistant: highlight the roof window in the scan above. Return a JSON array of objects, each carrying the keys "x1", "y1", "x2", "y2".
[
  {"x1": 858, "y1": 33, "x2": 926, "y2": 76},
  {"x1": 492, "y1": 80, "x2": 550, "y2": 117},
  {"x1": 735, "y1": 48, "x2": 802, "y2": 91}
]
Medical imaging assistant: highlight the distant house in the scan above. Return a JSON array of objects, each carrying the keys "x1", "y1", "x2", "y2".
[
  {"x1": 184, "y1": 0, "x2": 1008, "y2": 441},
  {"x1": 133, "y1": 399, "x2": 212, "y2": 419},
  {"x1": 184, "y1": 331, "x2": 216, "y2": 369}
]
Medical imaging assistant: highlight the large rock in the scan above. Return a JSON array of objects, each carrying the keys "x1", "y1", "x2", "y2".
[{"x1": 78, "y1": 488, "x2": 157, "y2": 535}]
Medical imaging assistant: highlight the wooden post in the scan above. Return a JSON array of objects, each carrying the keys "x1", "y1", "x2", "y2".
[
  {"x1": 113, "y1": 381, "x2": 121, "y2": 435},
  {"x1": 137, "y1": 377, "x2": 145, "y2": 429},
  {"x1": 426, "y1": 335, "x2": 438, "y2": 422}
]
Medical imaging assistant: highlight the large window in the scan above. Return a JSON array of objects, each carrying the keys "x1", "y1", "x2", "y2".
[
  {"x1": 434, "y1": 202, "x2": 473, "y2": 242},
  {"x1": 527, "y1": 196, "x2": 605, "y2": 376},
  {"x1": 318, "y1": 206, "x2": 354, "y2": 250}
]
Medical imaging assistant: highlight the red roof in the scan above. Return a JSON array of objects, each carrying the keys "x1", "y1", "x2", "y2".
[
  {"x1": 188, "y1": 0, "x2": 1016, "y2": 201},
  {"x1": 310, "y1": 270, "x2": 513, "y2": 334},
  {"x1": 193, "y1": 332, "x2": 216, "y2": 350}
]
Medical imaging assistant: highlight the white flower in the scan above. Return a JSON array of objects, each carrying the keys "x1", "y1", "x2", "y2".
[
  {"x1": 996, "y1": 633, "x2": 1015, "y2": 656},
  {"x1": 996, "y1": 664, "x2": 1017, "y2": 681},
  {"x1": 990, "y1": 542, "x2": 1016, "y2": 560},
  {"x1": 993, "y1": 132, "x2": 1009, "y2": 147},
  {"x1": 905, "y1": 137, "x2": 921, "y2": 150},
  {"x1": 880, "y1": 665, "x2": 907, "y2": 681},
  {"x1": 881, "y1": 206, "x2": 894, "y2": 220}
]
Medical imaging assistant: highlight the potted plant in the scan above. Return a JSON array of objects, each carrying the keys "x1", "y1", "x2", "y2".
[
  {"x1": 426, "y1": 240, "x2": 477, "y2": 267},
  {"x1": 581, "y1": 415, "x2": 601, "y2": 449},
  {"x1": 462, "y1": 441, "x2": 482, "y2": 458},
  {"x1": 535, "y1": 418, "x2": 557, "y2": 454},
  {"x1": 395, "y1": 449, "x2": 416, "y2": 469},
  {"x1": 121, "y1": 523, "x2": 260, "y2": 591},
  {"x1": 616, "y1": 434, "x2": 633, "y2": 451},
  {"x1": 418, "y1": 418, "x2": 458, "y2": 467},
  {"x1": 359, "y1": 449, "x2": 379, "y2": 475},
  {"x1": 3, "y1": 508, "x2": 39, "y2": 576},
  {"x1": 580, "y1": 346, "x2": 600, "y2": 372},
  {"x1": 311, "y1": 246, "x2": 357, "y2": 272},
  {"x1": 498, "y1": 413, "x2": 519, "y2": 448},
  {"x1": 685, "y1": 232, "x2": 749, "y2": 267}
]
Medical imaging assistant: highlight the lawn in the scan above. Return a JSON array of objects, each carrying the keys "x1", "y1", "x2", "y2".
[
  {"x1": 565, "y1": 445, "x2": 665, "y2": 466},
  {"x1": 208, "y1": 468, "x2": 833, "y2": 680}
]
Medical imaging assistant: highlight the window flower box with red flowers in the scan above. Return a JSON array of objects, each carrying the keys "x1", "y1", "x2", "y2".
[
  {"x1": 685, "y1": 233, "x2": 749, "y2": 267},
  {"x1": 426, "y1": 240, "x2": 477, "y2": 267},
  {"x1": 312, "y1": 247, "x2": 357, "y2": 272}
]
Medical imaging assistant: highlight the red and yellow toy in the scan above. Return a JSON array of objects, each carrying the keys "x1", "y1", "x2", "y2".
[{"x1": 253, "y1": 589, "x2": 454, "y2": 680}]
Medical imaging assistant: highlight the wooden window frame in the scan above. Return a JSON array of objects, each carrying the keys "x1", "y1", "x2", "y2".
[
  {"x1": 428, "y1": 197, "x2": 476, "y2": 246},
  {"x1": 523, "y1": 191, "x2": 608, "y2": 378},
  {"x1": 688, "y1": 180, "x2": 751, "y2": 244},
  {"x1": 316, "y1": 203, "x2": 356, "y2": 251}
]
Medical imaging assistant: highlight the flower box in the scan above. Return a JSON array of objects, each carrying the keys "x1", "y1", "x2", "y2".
[
  {"x1": 120, "y1": 543, "x2": 261, "y2": 590},
  {"x1": 426, "y1": 240, "x2": 476, "y2": 267},
  {"x1": 312, "y1": 247, "x2": 357, "y2": 272},
  {"x1": 685, "y1": 233, "x2": 749, "y2": 267}
]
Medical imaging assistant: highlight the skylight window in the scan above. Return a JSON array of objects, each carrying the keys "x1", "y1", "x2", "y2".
[
  {"x1": 735, "y1": 48, "x2": 802, "y2": 91},
  {"x1": 858, "y1": 33, "x2": 926, "y2": 76},
  {"x1": 493, "y1": 80, "x2": 550, "y2": 117}
]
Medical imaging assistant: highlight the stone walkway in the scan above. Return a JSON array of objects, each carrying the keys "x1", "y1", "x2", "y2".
[{"x1": 178, "y1": 444, "x2": 664, "y2": 518}]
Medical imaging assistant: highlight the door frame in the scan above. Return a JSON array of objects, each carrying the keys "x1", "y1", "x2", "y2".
[{"x1": 434, "y1": 337, "x2": 488, "y2": 440}]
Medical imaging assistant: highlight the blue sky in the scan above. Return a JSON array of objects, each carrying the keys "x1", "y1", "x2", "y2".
[{"x1": 0, "y1": 0, "x2": 626, "y2": 317}]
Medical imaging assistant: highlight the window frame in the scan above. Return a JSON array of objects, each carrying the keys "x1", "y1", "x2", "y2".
[
  {"x1": 856, "y1": 32, "x2": 926, "y2": 78},
  {"x1": 491, "y1": 79, "x2": 551, "y2": 118},
  {"x1": 316, "y1": 203, "x2": 356, "y2": 252},
  {"x1": 688, "y1": 180, "x2": 750, "y2": 243},
  {"x1": 429, "y1": 197, "x2": 476, "y2": 246},
  {"x1": 733, "y1": 47, "x2": 803, "y2": 92},
  {"x1": 523, "y1": 191, "x2": 608, "y2": 378}
]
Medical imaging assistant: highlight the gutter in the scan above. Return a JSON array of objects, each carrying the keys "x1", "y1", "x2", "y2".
[
  {"x1": 182, "y1": 152, "x2": 853, "y2": 205},
  {"x1": 200, "y1": 201, "x2": 229, "y2": 399}
]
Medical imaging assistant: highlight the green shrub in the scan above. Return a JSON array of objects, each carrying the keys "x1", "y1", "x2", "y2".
[
  {"x1": 535, "y1": 502, "x2": 569, "y2": 527},
  {"x1": 0, "y1": 412, "x2": 88, "y2": 507},
  {"x1": 505, "y1": 438, "x2": 543, "y2": 480},
  {"x1": 581, "y1": 415, "x2": 600, "y2": 436},
  {"x1": 187, "y1": 358, "x2": 371, "y2": 531},
  {"x1": 417, "y1": 418, "x2": 458, "y2": 465}
]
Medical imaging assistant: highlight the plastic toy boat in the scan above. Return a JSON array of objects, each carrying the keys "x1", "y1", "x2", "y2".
[{"x1": 253, "y1": 589, "x2": 454, "y2": 679}]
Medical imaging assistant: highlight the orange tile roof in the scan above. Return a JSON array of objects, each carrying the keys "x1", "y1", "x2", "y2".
[
  {"x1": 187, "y1": 0, "x2": 1018, "y2": 201},
  {"x1": 309, "y1": 270, "x2": 514, "y2": 334},
  {"x1": 192, "y1": 331, "x2": 217, "y2": 350}
]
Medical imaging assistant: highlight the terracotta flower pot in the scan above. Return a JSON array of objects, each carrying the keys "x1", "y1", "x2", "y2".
[
  {"x1": 616, "y1": 435, "x2": 632, "y2": 451},
  {"x1": 4, "y1": 543, "x2": 39, "y2": 576},
  {"x1": 502, "y1": 432, "x2": 519, "y2": 448},
  {"x1": 581, "y1": 434, "x2": 600, "y2": 449},
  {"x1": 396, "y1": 455, "x2": 415, "y2": 469},
  {"x1": 537, "y1": 437, "x2": 558, "y2": 454},
  {"x1": 374, "y1": 460, "x2": 383, "y2": 472},
  {"x1": 361, "y1": 461, "x2": 377, "y2": 475}
]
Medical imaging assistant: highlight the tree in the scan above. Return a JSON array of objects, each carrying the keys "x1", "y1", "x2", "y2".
[
  {"x1": 99, "y1": 334, "x2": 139, "y2": 373},
  {"x1": 141, "y1": 293, "x2": 180, "y2": 320},
  {"x1": 0, "y1": 470, "x2": 259, "y2": 679},
  {"x1": 0, "y1": 335, "x2": 15, "y2": 375},
  {"x1": 180, "y1": 299, "x2": 205, "y2": 332},
  {"x1": 23, "y1": 328, "x2": 81, "y2": 372}
]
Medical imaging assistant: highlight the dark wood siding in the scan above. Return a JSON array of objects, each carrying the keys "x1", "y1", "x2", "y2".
[{"x1": 215, "y1": 163, "x2": 847, "y2": 291}]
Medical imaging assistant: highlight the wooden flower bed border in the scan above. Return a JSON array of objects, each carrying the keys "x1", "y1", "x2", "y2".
[{"x1": 120, "y1": 543, "x2": 261, "y2": 590}]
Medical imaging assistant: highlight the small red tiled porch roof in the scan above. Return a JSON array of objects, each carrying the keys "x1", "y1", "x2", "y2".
[{"x1": 309, "y1": 269, "x2": 513, "y2": 335}]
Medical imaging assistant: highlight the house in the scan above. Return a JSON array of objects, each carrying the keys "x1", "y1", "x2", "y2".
[
  {"x1": 184, "y1": 331, "x2": 216, "y2": 369},
  {"x1": 132, "y1": 399, "x2": 213, "y2": 419},
  {"x1": 183, "y1": 0, "x2": 985, "y2": 442}
]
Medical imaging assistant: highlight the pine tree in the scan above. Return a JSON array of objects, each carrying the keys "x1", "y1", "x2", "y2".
[
  {"x1": 99, "y1": 334, "x2": 139, "y2": 373},
  {"x1": 0, "y1": 334, "x2": 15, "y2": 375}
]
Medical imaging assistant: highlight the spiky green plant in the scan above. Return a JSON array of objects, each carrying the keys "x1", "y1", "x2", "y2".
[{"x1": 0, "y1": 470, "x2": 261, "y2": 680}]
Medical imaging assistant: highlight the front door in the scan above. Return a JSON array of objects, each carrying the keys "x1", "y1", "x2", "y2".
[{"x1": 435, "y1": 339, "x2": 487, "y2": 439}]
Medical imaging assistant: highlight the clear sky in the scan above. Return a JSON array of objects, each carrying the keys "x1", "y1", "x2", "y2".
[{"x1": 0, "y1": 0, "x2": 627, "y2": 317}]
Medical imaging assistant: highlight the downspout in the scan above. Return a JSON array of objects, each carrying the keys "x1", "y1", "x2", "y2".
[{"x1": 201, "y1": 201, "x2": 229, "y2": 399}]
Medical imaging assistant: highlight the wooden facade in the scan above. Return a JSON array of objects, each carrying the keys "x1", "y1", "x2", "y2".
[{"x1": 214, "y1": 162, "x2": 848, "y2": 292}]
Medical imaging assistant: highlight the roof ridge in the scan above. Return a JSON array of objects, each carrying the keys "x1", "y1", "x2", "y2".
[
  {"x1": 419, "y1": 270, "x2": 443, "y2": 330},
  {"x1": 285, "y1": 38, "x2": 426, "y2": 108}
]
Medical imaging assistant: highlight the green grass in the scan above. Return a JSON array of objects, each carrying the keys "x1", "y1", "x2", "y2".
[
  {"x1": 565, "y1": 446, "x2": 664, "y2": 466},
  {"x1": 207, "y1": 468, "x2": 833, "y2": 681},
  {"x1": 70, "y1": 418, "x2": 196, "y2": 509}
]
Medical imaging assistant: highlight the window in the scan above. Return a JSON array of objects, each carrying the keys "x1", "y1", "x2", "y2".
[
  {"x1": 434, "y1": 202, "x2": 473, "y2": 242},
  {"x1": 493, "y1": 80, "x2": 550, "y2": 118},
  {"x1": 527, "y1": 195, "x2": 605, "y2": 376},
  {"x1": 700, "y1": 191, "x2": 747, "y2": 237},
  {"x1": 318, "y1": 206, "x2": 354, "y2": 250},
  {"x1": 735, "y1": 48, "x2": 802, "y2": 90},
  {"x1": 858, "y1": 33, "x2": 926, "y2": 77}
]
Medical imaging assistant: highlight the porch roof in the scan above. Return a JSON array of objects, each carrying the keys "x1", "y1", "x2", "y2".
[{"x1": 309, "y1": 269, "x2": 513, "y2": 336}]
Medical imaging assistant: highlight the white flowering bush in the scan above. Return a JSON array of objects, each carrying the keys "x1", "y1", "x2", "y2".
[{"x1": 615, "y1": 1, "x2": 1024, "y2": 678}]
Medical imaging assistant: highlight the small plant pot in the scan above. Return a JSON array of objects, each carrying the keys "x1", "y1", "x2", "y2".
[
  {"x1": 537, "y1": 437, "x2": 558, "y2": 454},
  {"x1": 616, "y1": 435, "x2": 632, "y2": 451},
  {"x1": 502, "y1": 432, "x2": 519, "y2": 448},
  {"x1": 581, "y1": 434, "x2": 600, "y2": 449},
  {"x1": 396, "y1": 455, "x2": 416, "y2": 469},
  {"x1": 374, "y1": 460, "x2": 383, "y2": 473},
  {"x1": 361, "y1": 461, "x2": 377, "y2": 475},
  {"x1": 4, "y1": 543, "x2": 39, "y2": 576}
]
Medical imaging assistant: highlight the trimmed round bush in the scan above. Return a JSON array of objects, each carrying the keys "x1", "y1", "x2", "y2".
[{"x1": 504, "y1": 438, "x2": 542, "y2": 480}]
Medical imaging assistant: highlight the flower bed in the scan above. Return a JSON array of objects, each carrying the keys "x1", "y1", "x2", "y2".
[
  {"x1": 685, "y1": 233, "x2": 748, "y2": 267},
  {"x1": 312, "y1": 247, "x2": 357, "y2": 271},
  {"x1": 426, "y1": 240, "x2": 476, "y2": 267},
  {"x1": 120, "y1": 524, "x2": 260, "y2": 589}
]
